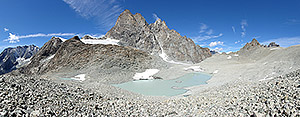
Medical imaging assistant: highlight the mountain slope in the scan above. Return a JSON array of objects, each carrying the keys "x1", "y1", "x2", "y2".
[
  {"x1": 0, "y1": 45, "x2": 39, "y2": 75},
  {"x1": 105, "y1": 9, "x2": 211, "y2": 63},
  {"x1": 19, "y1": 36, "x2": 166, "y2": 78}
]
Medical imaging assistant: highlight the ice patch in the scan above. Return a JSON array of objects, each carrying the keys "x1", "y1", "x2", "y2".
[
  {"x1": 41, "y1": 54, "x2": 55, "y2": 63},
  {"x1": 227, "y1": 55, "x2": 232, "y2": 60},
  {"x1": 184, "y1": 66, "x2": 204, "y2": 72},
  {"x1": 226, "y1": 51, "x2": 232, "y2": 54},
  {"x1": 289, "y1": 67, "x2": 293, "y2": 69},
  {"x1": 263, "y1": 62, "x2": 268, "y2": 65},
  {"x1": 16, "y1": 57, "x2": 31, "y2": 68},
  {"x1": 259, "y1": 77, "x2": 274, "y2": 81},
  {"x1": 213, "y1": 70, "x2": 219, "y2": 74},
  {"x1": 270, "y1": 47, "x2": 281, "y2": 50},
  {"x1": 71, "y1": 74, "x2": 86, "y2": 81},
  {"x1": 233, "y1": 54, "x2": 239, "y2": 57},
  {"x1": 133, "y1": 69, "x2": 160, "y2": 80},
  {"x1": 81, "y1": 38, "x2": 119, "y2": 45},
  {"x1": 58, "y1": 37, "x2": 67, "y2": 42}
]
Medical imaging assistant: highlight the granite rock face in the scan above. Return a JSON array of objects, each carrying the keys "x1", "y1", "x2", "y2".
[
  {"x1": 105, "y1": 9, "x2": 211, "y2": 63},
  {"x1": 0, "y1": 45, "x2": 39, "y2": 75}
]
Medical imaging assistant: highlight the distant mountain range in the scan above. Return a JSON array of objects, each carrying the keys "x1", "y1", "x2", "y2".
[{"x1": 0, "y1": 45, "x2": 39, "y2": 75}]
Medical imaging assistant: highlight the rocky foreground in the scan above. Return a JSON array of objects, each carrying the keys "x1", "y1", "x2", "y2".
[{"x1": 0, "y1": 69, "x2": 299, "y2": 116}]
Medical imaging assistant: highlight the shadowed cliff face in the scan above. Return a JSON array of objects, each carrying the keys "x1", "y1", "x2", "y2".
[{"x1": 105, "y1": 9, "x2": 211, "y2": 63}]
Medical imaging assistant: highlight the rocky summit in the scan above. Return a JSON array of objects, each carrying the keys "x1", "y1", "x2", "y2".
[
  {"x1": 0, "y1": 45, "x2": 39, "y2": 75},
  {"x1": 105, "y1": 9, "x2": 211, "y2": 63}
]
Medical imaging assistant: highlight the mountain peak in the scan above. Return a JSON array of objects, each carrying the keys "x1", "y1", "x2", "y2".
[
  {"x1": 122, "y1": 9, "x2": 132, "y2": 14},
  {"x1": 105, "y1": 9, "x2": 211, "y2": 63},
  {"x1": 250, "y1": 38, "x2": 260, "y2": 46}
]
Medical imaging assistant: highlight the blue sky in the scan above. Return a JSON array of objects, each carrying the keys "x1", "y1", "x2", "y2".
[{"x1": 1, "y1": 0, "x2": 300, "y2": 52}]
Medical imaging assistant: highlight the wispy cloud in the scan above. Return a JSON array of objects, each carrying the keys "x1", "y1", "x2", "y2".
[
  {"x1": 4, "y1": 28, "x2": 9, "y2": 32},
  {"x1": 4, "y1": 33, "x2": 75, "y2": 43},
  {"x1": 192, "y1": 23, "x2": 223, "y2": 43},
  {"x1": 63, "y1": 0, "x2": 123, "y2": 30},
  {"x1": 285, "y1": 19, "x2": 300, "y2": 25},
  {"x1": 209, "y1": 41, "x2": 224, "y2": 47},
  {"x1": 241, "y1": 20, "x2": 247, "y2": 38},
  {"x1": 234, "y1": 40, "x2": 243, "y2": 44},
  {"x1": 199, "y1": 23, "x2": 208, "y2": 33},
  {"x1": 262, "y1": 36, "x2": 300, "y2": 47},
  {"x1": 152, "y1": 13, "x2": 160, "y2": 21},
  {"x1": 231, "y1": 26, "x2": 236, "y2": 34},
  {"x1": 192, "y1": 33, "x2": 223, "y2": 42},
  {"x1": 253, "y1": 36, "x2": 261, "y2": 39}
]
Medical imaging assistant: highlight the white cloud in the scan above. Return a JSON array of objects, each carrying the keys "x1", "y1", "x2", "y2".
[
  {"x1": 192, "y1": 33, "x2": 223, "y2": 42},
  {"x1": 152, "y1": 13, "x2": 160, "y2": 21},
  {"x1": 199, "y1": 23, "x2": 208, "y2": 33},
  {"x1": 63, "y1": 0, "x2": 123, "y2": 30},
  {"x1": 253, "y1": 36, "x2": 261, "y2": 39},
  {"x1": 6, "y1": 33, "x2": 20, "y2": 43},
  {"x1": 4, "y1": 28, "x2": 9, "y2": 32},
  {"x1": 4, "y1": 33, "x2": 75, "y2": 43},
  {"x1": 213, "y1": 47, "x2": 223, "y2": 52},
  {"x1": 209, "y1": 41, "x2": 224, "y2": 47},
  {"x1": 262, "y1": 36, "x2": 300, "y2": 47},
  {"x1": 231, "y1": 26, "x2": 236, "y2": 33},
  {"x1": 285, "y1": 19, "x2": 300, "y2": 25},
  {"x1": 241, "y1": 20, "x2": 248, "y2": 38},
  {"x1": 206, "y1": 29, "x2": 213, "y2": 35}
]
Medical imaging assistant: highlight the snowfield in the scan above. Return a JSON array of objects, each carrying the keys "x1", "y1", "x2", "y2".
[
  {"x1": 81, "y1": 38, "x2": 120, "y2": 45},
  {"x1": 71, "y1": 74, "x2": 86, "y2": 81},
  {"x1": 133, "y1": 69, "x2": 160, "y2": 80}
]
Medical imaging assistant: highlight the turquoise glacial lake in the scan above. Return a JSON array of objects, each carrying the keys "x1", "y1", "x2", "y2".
[{"x1": 113, "y1": 72, "x2": 211, "y2": 96}]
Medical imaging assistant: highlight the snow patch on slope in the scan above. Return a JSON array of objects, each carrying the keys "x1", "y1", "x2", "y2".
[
  {"x1": 81, "y1": 38, "x2": 119, "y2": 45},
  {"x1": 58, "y1": 37, "x2": 67, "y2": 42},
  {"x1": 158, "y1": 41, "x2": 188, "y2": 65},
  {"x1": 133, "y1": 69, "x2": 160, "y2": 80},
  {"x1": 16, "y1": 57, "x2": 31, "y2": 68},
  {"x1": 184, "y1": 66, "x2": 204, "y2": 72},
  {"x1": 41, "y1": 54, "x2": 55, "y2": 63},
  {"x1": 71, "y1": 74, "x2": 86, "y2": 81}
]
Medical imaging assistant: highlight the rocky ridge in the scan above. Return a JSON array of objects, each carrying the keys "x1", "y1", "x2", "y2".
[
  {"x1": 18, "y1": 36, "x2": 166, "y2": 78},
  {"x1": 105, "y1": 9, "x2": 211, "y2": 63}
]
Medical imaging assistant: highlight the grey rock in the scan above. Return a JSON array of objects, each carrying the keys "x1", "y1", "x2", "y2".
[{"x1": 105, "y1": 9, "x2": 211, "y2": 63}]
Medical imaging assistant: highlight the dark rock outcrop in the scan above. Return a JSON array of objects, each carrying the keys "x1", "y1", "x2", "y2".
[
  {"x1": 105, "y1": 9, "x2": 211, "y2": 63},
  {"x1": 0, "y1": 45, "x2": 39, "y2": 75},
  {"x1": 268, "y1": 42, "x2": 280, "y2": 47}
]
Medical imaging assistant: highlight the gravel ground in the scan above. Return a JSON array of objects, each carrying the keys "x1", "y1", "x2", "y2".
[{"x1": 0, "y1": 69, "x2": 299, "y2": 116}]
